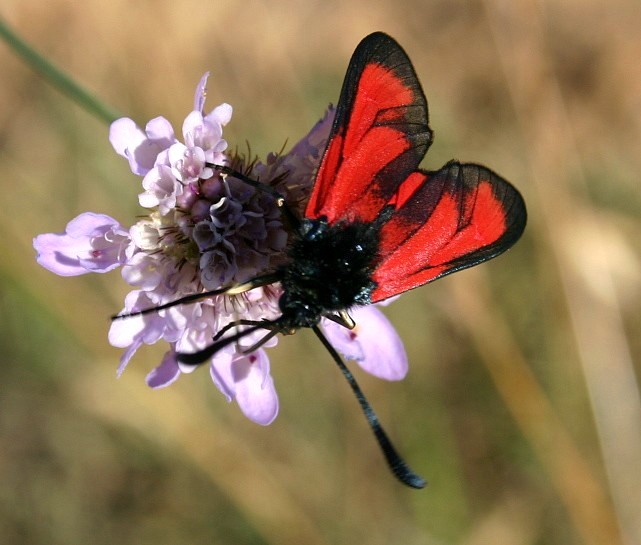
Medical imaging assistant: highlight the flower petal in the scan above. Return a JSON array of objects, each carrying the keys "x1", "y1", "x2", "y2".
[
  {"x1": 146, "y1": 349, "x2": 182, "y2": 388},
  {"x1": 109, "y1": 290, "x2": 170, "y2": 348},
  {"x1": 116, "y1": 337, "x2": 142, "y2": 377},
  {"x1": 109, "y1": 117, "x2": 175, "y2": 176},
  {"x1": 139, "y1": 165, "x2": 183, "y2": 214},
  {"x1": 34, "y1": 212, "x2": 129, "y2": 276},
  {"x1": 208, "y1": 103, "x2": 233, "y2": 126},
  {"x1": 208, "y1": 351, "x2": 235, "y2": 401},
  {"x1": 322, "y1": 306, "x2": 408, "y2": 381},
  {"x1": 194, "y1": 72, "x2": 210, "y2": 112},
  {"x1": 145, "y1": 117, "x2": 175, "y2": 145},
  {"x1": 109, "y1": 118, "x2": 142, "y2": 157},
  {"x1": 233, "y1": 351, "x2": 279, "y2": 425},
  {"x1": 120, "y1": 252, "x2": 164, "y2": 290},
  {"x1": 210, "y1": 350, "x2": 279, "y2": 425}
]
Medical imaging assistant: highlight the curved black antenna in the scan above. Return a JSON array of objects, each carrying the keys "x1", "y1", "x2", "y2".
[
  {"x1": 312, "y1": 325, "x2": 426, "y2": 489},
  {"x1": 111, "y1": 273, "x2": 281, "y2": 320}
]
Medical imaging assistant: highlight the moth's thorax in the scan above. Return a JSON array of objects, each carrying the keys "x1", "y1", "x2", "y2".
[{"x1": 277, "y1": 217, "x2": 380, "y2": 328}]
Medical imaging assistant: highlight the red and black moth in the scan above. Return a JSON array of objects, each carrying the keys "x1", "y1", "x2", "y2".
[{"x1": 118, "y1": 32, "x2": 526, "y2": 488}]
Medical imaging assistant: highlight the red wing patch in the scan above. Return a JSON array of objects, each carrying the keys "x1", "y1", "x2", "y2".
[
  {"x1": 300, "y1": 33, "x2": 526, "y2": 304},
  {"x1": 305, "y1": 32, "x2": 433, "y2": 224},
  {"x1": 370, "y1": 162, "x2": 527, "y2": 302}
]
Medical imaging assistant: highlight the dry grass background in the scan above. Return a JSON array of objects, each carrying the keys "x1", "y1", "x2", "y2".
[{"x1": 1, "y1": 1, "x2": 640, "y2": 544}]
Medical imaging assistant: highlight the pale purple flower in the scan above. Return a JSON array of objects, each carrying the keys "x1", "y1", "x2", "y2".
[
  {"x1": 168, "y1": 143, "x2": 213, "y2": 183},
  {"x1": 146, "y1": 349, "x2": 182, "y2": 388},
  {"x1": 33, "y1": 75, "x2": 409, "y2": 426},
  {"x1": 139, "y1": 165, "x2": 184, "y2": 215},
  {"x1": 34, "y1": 212, "x2": 130, "y2": 276},
  {"x1": 110, "y1": 116, "x2": 176, "y2": 176},
  {"x1": 321, "y1": 306, "x2": 408, "y2": 380},
  {"x1": 210, "y1": 350, "x2": 279, "y2": 424}
]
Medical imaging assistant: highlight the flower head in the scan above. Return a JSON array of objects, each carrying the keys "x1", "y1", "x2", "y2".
[{"x1": 33, "y1": 74, "x2": 408, "y2": 425}]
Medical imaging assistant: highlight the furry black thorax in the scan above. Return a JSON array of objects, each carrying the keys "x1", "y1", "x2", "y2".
[{"x1": 276, "y1": 217, "x2": 382, "y2": 329}]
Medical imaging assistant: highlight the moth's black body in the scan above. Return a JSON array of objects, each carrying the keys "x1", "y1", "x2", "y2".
[{"x1": 277, "y1": 216, "x2": 383, "y2": 329}]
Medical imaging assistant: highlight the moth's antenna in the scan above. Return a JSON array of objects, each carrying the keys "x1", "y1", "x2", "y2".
[{"x1": 312, "y1": 325, "x2": 426, "y2": 489}]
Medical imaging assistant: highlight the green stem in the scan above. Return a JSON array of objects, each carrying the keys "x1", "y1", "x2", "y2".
[{"x1": 0, "y1": 18, "x2": 122, "y2": 125}]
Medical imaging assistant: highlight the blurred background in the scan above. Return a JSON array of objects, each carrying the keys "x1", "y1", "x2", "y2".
[{"x1": 1, "y1": 1, "x2": 640, "y2": 544}]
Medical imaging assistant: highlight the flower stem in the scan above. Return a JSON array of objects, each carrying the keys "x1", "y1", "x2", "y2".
[{"x1": 0, "y1": 18, "x2": 122, "y2": 125}]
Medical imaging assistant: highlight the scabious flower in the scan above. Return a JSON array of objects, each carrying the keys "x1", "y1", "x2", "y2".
[{"x1": 33, "y1": 74, "x2": 408, "y2": 425}]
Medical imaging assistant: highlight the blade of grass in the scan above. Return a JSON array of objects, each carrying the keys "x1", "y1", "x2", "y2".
[{"x1": 0, "y1": 17, "x2": 121, "y2": 124}]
